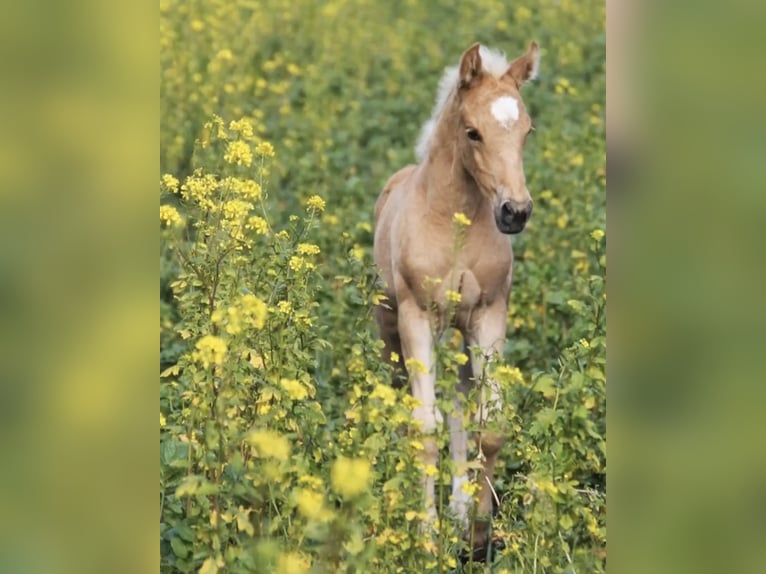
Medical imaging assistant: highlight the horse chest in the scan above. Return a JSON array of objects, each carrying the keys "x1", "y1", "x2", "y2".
[{"x1": 398, "y1": 244, "x2": 512, "y2": 311}]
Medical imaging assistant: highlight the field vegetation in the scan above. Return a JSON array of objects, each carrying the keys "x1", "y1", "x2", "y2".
[{"x1": 160, "y1": 0, "x2": 606, "y2": 572}]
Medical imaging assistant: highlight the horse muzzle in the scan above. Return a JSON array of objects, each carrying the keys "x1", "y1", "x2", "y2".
[{"x1": 495, "y1": 200, "x2": 533, "y2": 234}]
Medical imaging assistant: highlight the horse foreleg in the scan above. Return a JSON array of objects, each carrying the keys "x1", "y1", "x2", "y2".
[
  {"x1": 397, "y1": 298, "x2": 440, "y2": 522},
  {"x1": 466, "y1": 305, "x2": 508, "y2": 550},
  {"x1": 449, "y1": 352, "x2": 472, "y2": 526}
]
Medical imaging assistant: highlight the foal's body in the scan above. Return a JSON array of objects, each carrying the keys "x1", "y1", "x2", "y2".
[{"x1": 373, "y1": 42, "x2": 540, "y2": 550}]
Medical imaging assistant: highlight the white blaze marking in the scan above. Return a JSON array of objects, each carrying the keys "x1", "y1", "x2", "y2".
[{"x1": 491, "y1": 96, "x2": 519, "y2": 128}]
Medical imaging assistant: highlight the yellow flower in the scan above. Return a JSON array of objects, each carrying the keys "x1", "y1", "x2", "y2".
[
  {"x1": 331, "y1": 457, "x2": 371, "y2": 498},
  {"x1": 224, "y1": 140, "x2": 253, "y2": 166},
  {"x1": 461, "y1": 481, "x2": 480, "y2": 496},
  {"x1": 296, "y1": 489, "x2": 327, "y2": 520},
  {"x1": 515, "y1": 6, "x2": 532, "y2": 21},
  {"x1": 405, "y1": 358, "x2": 428, "y2": 375},
  {"x1": 454, "y1": 352, "x2": 469, "y2": 366},
  {"x1": 160, "y1": 205, "x2": 183, "y2": 227},
  {"x1": 445, "y1": 289, "x2": 462, "y2": 303},
  {"x1": 254, "y1": 141, "x2": 276, "y2": 157},
  {"x1": 246, "y1": 215, "x2": 269, "y2": 235},
  {"x1": 297, "y1": 243, "x2": 321, "y2": 256},
  {"x1": 570, "y1": 153, "x2": 584, "y2": 167},
  {"x1": 246, "y1": 429, "x2": 290, "y2": 461},
  {"x1": 225, "y1": 306, "x2": 242, "y2": 335},
  {"x1": 161, "y1": 174, "x2": 179, "y2": 192},
  {"x1": 305, "y1": 195, "x2": 326, "y2": 212},
  {"x1": 280, "y1": 378, "x2": 309, "y2": 401},
  {"x1": 591, "y1": 229, "x2": 605, "y2": 241},
  {"x1": 389, "y1": 351, "x2": 399, "y2": 363},
  {"x1": 452, "y1": 212, "x2": 472, "y2": 227},
  {"x1": 276, "y1": 552, "x2": 306, "y2": 574},
  {"x1": 240, "y1": 294, "x2": 268, "y2": 329},
  {"x1": 181, "y1": 172, "x2": 218, "y2": 208},
  {"x1": 370, "y1": 383, "x2": 396, "y2": 406},
  {"x1": 288, "y1": 256, "x2": 306, "y2": 271},
  {"x1": 229, "y1": 118, "x2": 254, "y2": 139},
  {"x1": 160, "y1": 412, "x2": 166, "y2": 427},
  {"x1": 193, "y1": 335, "x2": 227, "y2": 368}
]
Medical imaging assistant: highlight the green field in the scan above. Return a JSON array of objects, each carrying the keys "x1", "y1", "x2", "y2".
[{"x1": 160, "y1": 0, "x2": 605, "y2": 572}]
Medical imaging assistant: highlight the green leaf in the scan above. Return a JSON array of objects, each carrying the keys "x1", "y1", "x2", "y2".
[{"x1": 170, "y1": 536, "x2": 188, "y2": 559}]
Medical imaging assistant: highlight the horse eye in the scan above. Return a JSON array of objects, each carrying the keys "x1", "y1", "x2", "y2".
[{"x1": 466, "y1": 128, "x2": 482, "y2": 142}]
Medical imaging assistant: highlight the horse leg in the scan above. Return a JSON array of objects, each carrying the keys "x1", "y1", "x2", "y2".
[
  {"x1": 465, "y1": 304, "x2": 508, "y2": 551},
  {"x1": 374, "y1": 304, "x2": 406, "y2": 387},
  {"x1": 397, "y1": 297, "x2": 440, "y2": 523},
  {"x1": 449, "y1": 341, "x2": 472, "y2": 527}
]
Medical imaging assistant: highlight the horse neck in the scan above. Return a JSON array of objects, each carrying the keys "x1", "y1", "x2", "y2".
[{"x1": 420, "y1": 100, "x2": 487, "y2": 222}]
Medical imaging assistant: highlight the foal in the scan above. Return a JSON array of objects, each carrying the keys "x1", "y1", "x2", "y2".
[{"x1": 373, "y1": 42, "x2": 539, "y2": 549}]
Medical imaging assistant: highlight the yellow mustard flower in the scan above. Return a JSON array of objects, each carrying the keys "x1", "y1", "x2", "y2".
[
  {"x1": 330, "y1": 457, "x2": 371, "y2": 498},
  {"x1": 445, "y1": 289, "x2": 462, "y2": 303},
  {"x1": 254, "y1": 141, "x2": 275, "y2": 157},
  {"x1": 452, "y1": 212, "x2": 472, "y2": 227},
  {"x1": 296, "y1": 489, "x2": 328, "y2": 520},
  {"x1": 370, "y1": 383, "x2": 396, "y2": 407},
  {"x1": 591, "y1": 229, "x2": 605, "y2": 241},
  {"x1": 239, "y1": 294, "x2": 268, "y2": 329},
  {"x1": 246, "y1": 215, "x2": 269, "y2": 235},
  {"x1": 224, "y1": 140, "x2": 253, "y2": 166},
  {"x1": 280, "y1": 378, "x2": 309, "y2": 401},
  {"x1": 160, "y1": 205, "x2": 183, "y2": 227},
  {"x1": 161, "y1": 173, "x2": 179, "y2": 192},
  {"x1": 276, "y1": 552, "x2": 305, "y2": 574},
  {"x1": 405, "y1": 358, "x2": 428, "y2": 375},
  {"x1": 297, "y1": 243, "x2": 320, "y2": 256},
  {"x1": 193, "y1": 335, "x2": 227, "y2": 368},
  {"x1": 245, "y1": 429, "x2": 290, "y2": 461},
  {"x1": 229, "y1": 118, "x2": 254, "y2": 139},
  {"x1": 305, "y1": 195, "x2": 326, "y2": 212}
]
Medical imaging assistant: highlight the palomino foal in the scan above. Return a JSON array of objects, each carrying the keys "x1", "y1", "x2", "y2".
[{"x1": 373, "y1": 42, "x2": 539, "y2": 549}]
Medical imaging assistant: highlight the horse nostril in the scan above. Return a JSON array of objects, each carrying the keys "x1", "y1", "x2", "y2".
[{"x1": 501, "y1": 201, "x2": 514, "y2": 218}]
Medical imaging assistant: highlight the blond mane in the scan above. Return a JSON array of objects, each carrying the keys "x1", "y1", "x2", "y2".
[{"x1": 415, "y1": 46, "x2": 511, "y2": 162}]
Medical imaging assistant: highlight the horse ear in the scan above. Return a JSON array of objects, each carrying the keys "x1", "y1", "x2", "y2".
[
  {"x1": 459, "y1": 43, "x2": 483, "y2": 90},
  {"x1": 506, "y1": 41, "x2": 540, "y2": 88}
]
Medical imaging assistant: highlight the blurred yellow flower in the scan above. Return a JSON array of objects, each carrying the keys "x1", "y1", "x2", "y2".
[
  {"x1": 452, "y1": 212, "x2": 472, "y2": 227},
  {"x1": 297, "y1": 243, "x2": 321, "y2": 255},
  {"x1": 246, "y1": 215, "x2": 269, "y2": 235},
  {"x1": 331, "y1": 457, "x2": 371, "y2": 497},
  {"x1": 280, "y1": 378, "x2": 309, "y2": 401},
  {"x1": 591, "y1": 229, "x2": 605, "y2": 241},
  {"x1": 276, "y1": 552, "x2": 306, "y2": 574},
  {"x1": 160, "y1": 205, "x2": 183, "y2": 227},
  {"x1": 305, "y1": 195, "x2": 326, "y2": 212},
  {"x1": 370, "y1": 383, "x2": 396, "y2": 406},
  {"x1": 445, "y1": 289, "x2": 462, "y2": 303},
  {"x1": 240, "y1": 294, "x2": 268, "y2": 329},
  {"x1": 229, "y1": 118, "x2": 254, "y2": 139},
  {"x1": 255, "y1": 141, "x2": 276, "y2": 157},
  {"x1": 193, "y1": 335, "x2": 227, "y2": 368},
  {"x1": 246, "y1": 429, "x2": 290, "y2": 461},
  {"x1": 405, "y1": 358, "x2": 428, "y2": 375}
]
